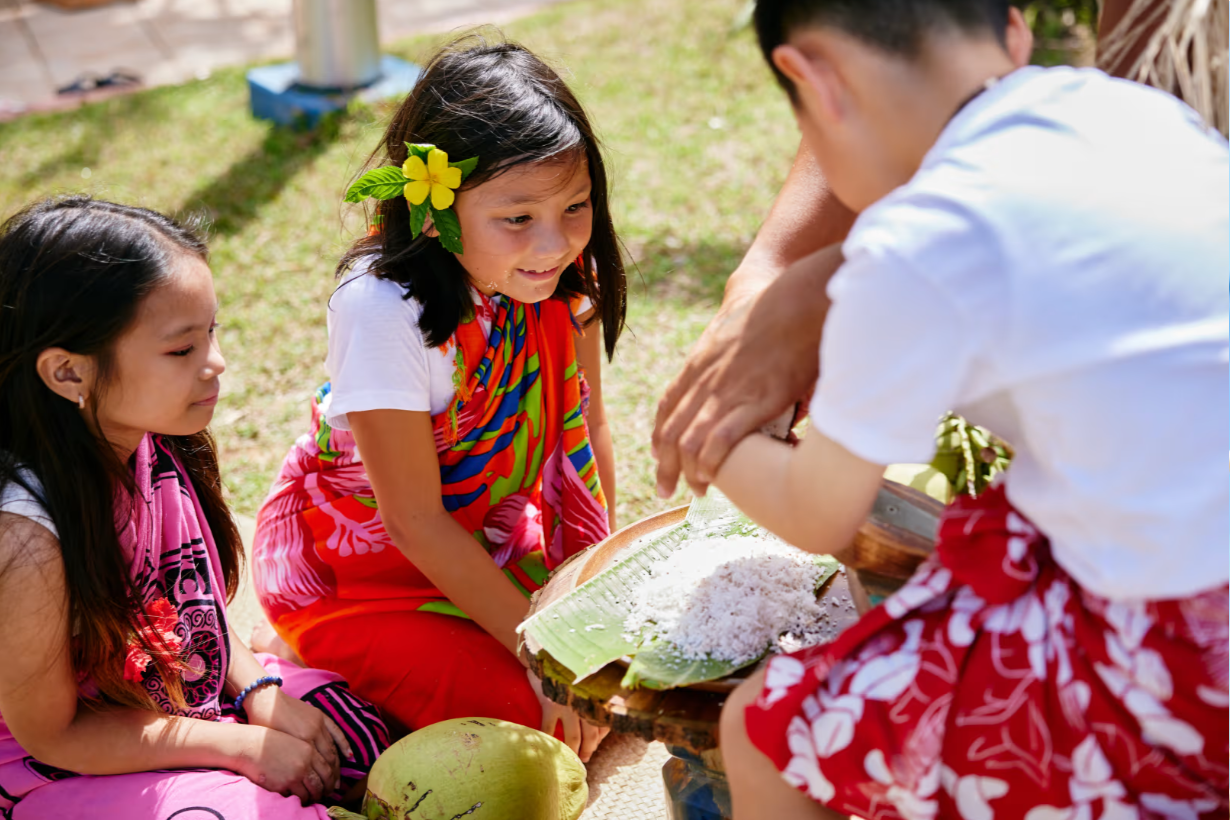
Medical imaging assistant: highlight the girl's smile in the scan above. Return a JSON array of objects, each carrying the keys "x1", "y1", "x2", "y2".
[
  {"x1": 449, "y1": 154, "x2": 593, "y2": 303},
  {"x1": 515, "y1": 265, "x2": 562, "y2": 282}
]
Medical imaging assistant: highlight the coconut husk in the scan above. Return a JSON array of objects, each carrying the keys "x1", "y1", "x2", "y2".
[{"x1": 1099, "y1": 0, "x2": 1229, "y2": 137}]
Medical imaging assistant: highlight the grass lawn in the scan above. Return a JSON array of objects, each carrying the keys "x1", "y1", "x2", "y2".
[{"x1": 0, "y1": 0, "x2": 798, "y2": 526}]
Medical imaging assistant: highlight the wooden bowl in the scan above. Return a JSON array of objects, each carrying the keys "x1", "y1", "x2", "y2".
[
  {"x1": 845, "y1": 480, "x2": 945, "y2": 605},
  {"x1": 519, "y1": 479, "x2": 941, "y2": 752}
]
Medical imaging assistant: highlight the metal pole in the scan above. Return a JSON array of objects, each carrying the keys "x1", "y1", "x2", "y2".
[{"x1": 293, "y1": 0, "x2": 382, "y2": 90}]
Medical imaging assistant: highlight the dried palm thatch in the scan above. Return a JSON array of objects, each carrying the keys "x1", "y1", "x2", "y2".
[{"x1": 1099, "y1": 0, "x2": 1229, "y2": 137}]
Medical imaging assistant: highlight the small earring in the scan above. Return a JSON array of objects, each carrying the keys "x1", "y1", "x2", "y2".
[{"x1": 77, "y1": 395, "x2": 85, "y2": 410}]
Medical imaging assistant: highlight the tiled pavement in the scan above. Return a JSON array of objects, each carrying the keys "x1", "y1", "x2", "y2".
[{"x1": 0, "y1": 0, "x2": 566, "y2": 117}]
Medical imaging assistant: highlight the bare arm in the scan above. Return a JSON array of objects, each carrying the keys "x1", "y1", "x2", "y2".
[
  {"x1": 348, "y1": 409, "x2": 531, "y2": 656},
  {"x1": 713, "y1": 429, "x2": 884, "y2": 560},
  {"x1": 653, "y1": 144, "x2": 854, "y2": 497},
  {"x1": 0, "y1": 515, "x2": 329, "y2": 802},
  {"x1": 652, "y1": 9, "x2": 1038, "y2": 499},
  {"x1": 723, "y1": 144, "x2": 856, "y2": 303},
  {"x1": 575, "y1": 312, "x2": 617, "y2": 532},
  {"x1": 227, "y1": 634, "x2": 354, "y2": 794},
  {"x1": 348, "y1": 408, "x2": 609, "y2": 759}
]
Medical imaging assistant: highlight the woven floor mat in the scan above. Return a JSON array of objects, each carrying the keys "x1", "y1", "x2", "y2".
[{"x1": 581, "y1": 733, "x2": 671, "y2": 820}]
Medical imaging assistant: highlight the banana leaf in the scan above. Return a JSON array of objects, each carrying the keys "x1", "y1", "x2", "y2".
[
  {"x1": 519, "y1": 490, "x2": 838, "y2": 689},
  {"x1": 517, "y1": 492, "x2": 739, "y2": 683},
  {"x1": 517, "y1": 519, "x2": 689, "y2": 683}
]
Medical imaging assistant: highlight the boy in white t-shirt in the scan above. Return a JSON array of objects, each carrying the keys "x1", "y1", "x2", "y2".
[{"x1": 700, "y1": 1, "x2": 1229, "y2": 818}]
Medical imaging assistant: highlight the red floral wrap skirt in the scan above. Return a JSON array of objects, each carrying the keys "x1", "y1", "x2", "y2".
[{"x1": 745, "y1": 483, "x2": 1229, "y2": 820}]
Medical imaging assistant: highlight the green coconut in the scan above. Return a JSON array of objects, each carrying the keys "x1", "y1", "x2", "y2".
[
  {"x1": 884, "y1": 463, "x2": 955, "y2": 505},
  {"x1": 327, "y1": 717, "x2": 588, "y2": 820}
]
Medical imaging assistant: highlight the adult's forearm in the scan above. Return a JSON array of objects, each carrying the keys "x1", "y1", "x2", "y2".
[
  {"x1": 650, "y1": 146, "x2": 853, "y2": 497},
  {"x1": 756, "y1": 243, "x2": 844, "y2": 337},
  {"x1": 386, "y1": 512, "x2": 531, "y2": 657},
  {"x1": 724, "y1": 142, "x2": 856, "y2": 305}
]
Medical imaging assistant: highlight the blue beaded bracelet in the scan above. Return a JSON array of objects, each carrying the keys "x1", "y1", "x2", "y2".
[{"x1": 233, "y1": 675, "x2": 283, "y2": 712}]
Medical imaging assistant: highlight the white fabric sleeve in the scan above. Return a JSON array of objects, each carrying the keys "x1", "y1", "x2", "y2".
[
  {"x1": 324, "y1": 274, "x2": 434, "y2": 431},
  {"x1": 0, "y1": 475, "x2": 58, "y2": 539},
  {"x1": 809, "y1": 247, "x2": 976, "y2": 465}
]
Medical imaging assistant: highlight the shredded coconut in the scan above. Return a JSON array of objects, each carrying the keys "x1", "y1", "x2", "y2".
[{"x1": 623, "y1": 533, "x2": 837, "y2": 665}]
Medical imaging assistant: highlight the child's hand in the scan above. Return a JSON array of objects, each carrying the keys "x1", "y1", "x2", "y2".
[
  {"x1": 526, "y1": 668, "x2": 609, "y2": 763},
  {"x1": 241, "y1": 687, "x2": 352, "y2": 794},
  {"x1": 237, "y1": 725, "x2": 338, "y2": 805}
]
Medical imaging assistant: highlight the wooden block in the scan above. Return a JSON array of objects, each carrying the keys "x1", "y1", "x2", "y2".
[{"x1": 845, "y1": 480, "x2": 942, "y2": 580}]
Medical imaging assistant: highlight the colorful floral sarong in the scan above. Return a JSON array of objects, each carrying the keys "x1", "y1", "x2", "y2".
[
  {"x1": 0, "y1": 434, "x2": 389, "y2": 819},
  {"x1": 745, "y1": 483, "x2": 1229, "y2": 820},
  {"x1": 253, "y1": 292, "x2": 609, "y2": 731}
]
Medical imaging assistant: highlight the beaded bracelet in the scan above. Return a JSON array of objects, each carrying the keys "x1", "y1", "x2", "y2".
[{"x1": 233, "y1": 675, "x2": 283, "y2": 712}]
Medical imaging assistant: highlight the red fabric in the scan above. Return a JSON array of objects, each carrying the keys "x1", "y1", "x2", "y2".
[
  {"x1": 745, "y1": 483, "x2": 1229, "y2": 819},
  {"x1": 254, "y1": 295, "x2": 608, "y2": 620},
  {"x1": 252, "y1": 292, "x2": 610, "y2": 737},
  {"x1": 278, "y1": 597, "x2": 547, "y2": 736}
]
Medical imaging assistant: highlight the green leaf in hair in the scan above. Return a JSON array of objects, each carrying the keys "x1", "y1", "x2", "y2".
[
  {"x1": 346, "y1": 143, "x2": 477, "y2": 256},
  {"x1": 405, "y1": 143, "x2": 434, "y2": 161},
  {"x1": 344, "y1": 166, "x2": 409, "y2": 203},
  {"x1": 432, "y1": 206, "x2": 463, "y2": 254},
  {"x1": 409, "y1": 200, "x2": 429, "y2": 238},
  {"x1": 450, "y1": 156, "x2": 479, "y2": 182}
]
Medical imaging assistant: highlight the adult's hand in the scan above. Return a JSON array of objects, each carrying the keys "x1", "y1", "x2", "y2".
[
  {"x1": 653, "y1": 245, "x2": 843, "y2": 497},
  {"x1": 650, "y1": 4, "x2": 1034, "y2": 499},
  {"x1": 652, "y1": 137, "x2": 855, "y2": 499}
]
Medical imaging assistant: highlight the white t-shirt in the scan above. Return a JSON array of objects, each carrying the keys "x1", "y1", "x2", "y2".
[
  {"x1": 0, "y1": 473, "x2": 58, "y2": 539},
  {"x1": 325, "y1": 262, "x2": 592, "y2": 430},
  {"x1": 810, "y1": 66, "x2": 1229, "y2": 601}
]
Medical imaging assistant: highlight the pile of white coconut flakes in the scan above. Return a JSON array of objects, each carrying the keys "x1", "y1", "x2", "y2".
[{"x1": 622, "y1": 532, "x2": 848, "y2": 666}]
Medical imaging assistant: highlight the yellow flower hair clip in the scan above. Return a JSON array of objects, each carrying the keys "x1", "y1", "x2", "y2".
[{"x1": 345, "y1": 143, "x2": 478, "y2": 254}]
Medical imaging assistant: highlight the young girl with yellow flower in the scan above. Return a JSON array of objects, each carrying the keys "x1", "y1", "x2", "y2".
[{"x1": 251, "y1": 35, "x2": 627, "y2": 762}]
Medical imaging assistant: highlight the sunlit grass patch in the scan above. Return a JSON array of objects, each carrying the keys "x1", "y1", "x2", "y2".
[{"x1": 0, "y1": 0, "x2": 798, "y2": 526}]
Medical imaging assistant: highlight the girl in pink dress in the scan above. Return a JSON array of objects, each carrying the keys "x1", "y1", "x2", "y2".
[{"x1": 0, "y1": 196, "x2": 390, "y2": 819}]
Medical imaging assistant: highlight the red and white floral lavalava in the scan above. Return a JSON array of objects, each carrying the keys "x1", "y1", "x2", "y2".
[{"x1": 746, "y1": 482, "x2": 1228, "y2": 820}]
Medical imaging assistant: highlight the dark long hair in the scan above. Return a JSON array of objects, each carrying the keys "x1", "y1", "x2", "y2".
[
  {"x1": 0, "y1": 196, "x2": 243, "y2": 710},
  {"x1": 338, "y1": 33, "x2": 628, "y2": 359}
]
